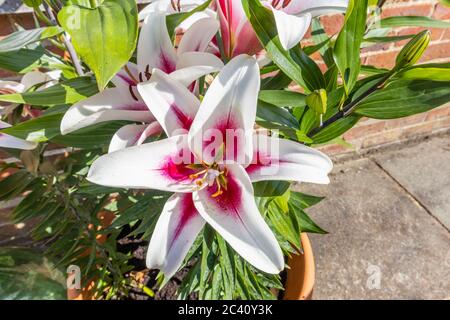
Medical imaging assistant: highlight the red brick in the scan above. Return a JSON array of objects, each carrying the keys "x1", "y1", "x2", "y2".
[
  {"x1": 361, "y1": 129, "x2": 402, "y2": 149},
  {"x1": 382, "y1": 3, "x2": 434, "y2": 19},
  {"x1": 420, "y1": 41, "x2": 450, "y2": 62},
  {"x1": 364, "y1": 49, "x2": 400, "y2": 69},
  {"x1": 320, "y1": 15, "x2": 345, "y2": 35},
  {"x1": 433, "y1": 115, "x2": 450, "y2": 129},
  {"x1": 317, "y1": 143, "x2": 351, "y2": 155},
  {"x1": 384, "y1": 113, "x2": 427, "y2": 130},
  {"x1": 343, "y1": 121, "x2": 386, "y2": 141},
  {"x1": 433, "y1": 2, "x2": 450, "y2": 20},
  {"x1": 394, "y1": 27, "x2": 444, "y2": 47},
  {"x1": 399, "y1": 121, "x2": 436, "y2": 139},
  {"x1": 425, "y1": 105, "x2": 450, "y2": 121}
]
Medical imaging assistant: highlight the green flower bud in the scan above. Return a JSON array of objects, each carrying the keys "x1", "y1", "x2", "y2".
[
  {"x1": 396, "y1": 30, "x2": 431, "y2": 69},
  {"x1": 23, "y1": 0, "x2": 43, "y2": 8},
  {"x1": 306, "y1": 89, "x2": 328, "y2": 115}
]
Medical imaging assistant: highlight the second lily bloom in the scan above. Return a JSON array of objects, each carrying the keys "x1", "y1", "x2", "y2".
[{"x1": 217, "y1": 0, "x2": 349, "y2": 57}]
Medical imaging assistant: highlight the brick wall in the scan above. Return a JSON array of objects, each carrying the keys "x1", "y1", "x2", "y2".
[
  {"x1": 317, "y1": 0, "x2": 450, "y2": 156},
  {"x1": 0, "y1": 0, "x2": 449, "y2": 157}
]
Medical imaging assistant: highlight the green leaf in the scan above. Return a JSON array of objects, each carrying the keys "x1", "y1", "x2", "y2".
[
  {"x1": 289, "y1": 46, "x2": 326, "y2": 91},
  {"x1": 258, "y1": 90, "x2": 306, "y2": 108},
  {"x1": 0, "y1": 248, "x2": 66, "y2": 300},
  {"x1": 289, "y1": 192, "x2": 324, "y2": 209},
  {"x1": 242, "y1": 0, "x2": 312, "y2": 91},
  {"x1": 0, "y1": 171, "x2": 34, "y2": 201},
  {"x1": 253, "y1": 181, "x2": 290, "y2": 197},
  {"x1": 257, "y1": 100, "x2": 299, "y2": 128},
  {"x1": 311, "y1": 114, "x2": 361, "y2": 144},
  {"x1": 311, "y1": 19, "x2": 334, "y2": 68},
  {"x1": 166, "y1": 0, "x2": 213, "y2": 39},
  {"x1": 364, "y1": 34, "x2": 415, "y2": 44},
  {"x1": 0, "y1": 77, "x2": 98, "y2": 107},
  {"x1": 261, "y1": 71, "x2": 293, "y2": 90},
  {"x1": 333, "y1": 0, "x2": 368, "y2": 93},
  {"x1": 0, "y1": 48, "x2": 74, "y2": 75},
  {"x1": 0, "y1": 113, "x2": 64, "y2": 142},
  {"x1": 58, "y1": 0, "x2": 138, "y2": 90},
  {"x1": 51, "y1": 121, "x2": 129, "y2": 149},
  {"x1": 0, "y1": 27, "x2": 63, "y2": 53},
  {"x1": 355, "y1": 79, "x2": 450, "y2": 119},
  {"x1": 289, "y1": 192, "x2": 327, "y2": 234},
  {"x1": 395, "y1": 63, "x2": 450, "y2": 82},
  {"x1": 379, "y1": 16, "x2": 450, "y2": 29}
]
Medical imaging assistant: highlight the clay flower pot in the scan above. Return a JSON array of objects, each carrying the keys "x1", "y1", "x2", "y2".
[{"x1": 283, "y1": 233, "x2": 315, "y2": 300}]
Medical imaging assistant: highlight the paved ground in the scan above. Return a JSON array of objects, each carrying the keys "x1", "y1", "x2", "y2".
[{"x1": 297, "y1": 134, "x2": 450, "y2": 299}]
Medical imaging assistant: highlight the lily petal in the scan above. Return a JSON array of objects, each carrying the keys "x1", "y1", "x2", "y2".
[
  {"x1": 60, "y1": 88, "x2": 154, "y2": 135},
  {"x1": 147, "y1": 193, "x2": 205, "y2": 279},
  {"x1": 111, "y1": 62, "x2": 139, "y2": 89},
  {"x1": 246, "y1": 133, "x2": 333, "y2": 184},
  {"x1": 108, "y1": 121, "x2": 163, "y2": 153},
  {"x1": 0, "y1": 121, "x2": 37, "y2": 150},
  {"x1": 188, "y1": 55, "x2": 260, "y2": 165},
  {"x1": 21, "y1": 70, "x2": 60, "y2": 91},
  {"x1": 178, "y1": 17, "x2": 219, "y2": 55},
  {"x1": 138, "y1": 13, "x2": 178, "y2": 75},
  {"x1": 272, "y1": 10, "x2": 311, "y2": 50},
  {"x1": 171, "y1": 52, "x2": 224, "y2": 86},
  {"x1": 138, "y1": 0, "x2": 209, "y2": 21},
  {"x1": 192, "y1": 163, "x2": 284, "y2": 274},
  {"x1": 137, "y1": 69, "x2": 200, "y2": 136},
  {"x1": 88, "y1": 134, "x2": 197, "y2": 193},
  {"x1": 285, "y1": 0, "x2": 349, "y2": 17}
]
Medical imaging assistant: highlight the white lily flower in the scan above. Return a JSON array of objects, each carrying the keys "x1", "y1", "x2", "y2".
[
  {"x1": 0, "y1": 120, "x2": 38, "y2": 150},
  {"x1": 60, "y1": 12, "x2": 223, "y2": 154},
  {"x1": 87, "y1": 55, "x2": 333, "y2": 278},
  {"x1": 268, "y1": 0, "x2": 349, "y2": 50},
  {"x1": 138, "y1": 0, "x2": 216, "y2": 33}
]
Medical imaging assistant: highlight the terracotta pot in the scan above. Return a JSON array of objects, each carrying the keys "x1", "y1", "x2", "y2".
[{"x1": 283, "y1": 233, "x2": 315, "y2": 300}]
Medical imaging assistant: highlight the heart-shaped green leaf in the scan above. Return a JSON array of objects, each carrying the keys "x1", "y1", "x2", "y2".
[{"x1": 58, "y1": 0, "x2": 138, "y2": 90}]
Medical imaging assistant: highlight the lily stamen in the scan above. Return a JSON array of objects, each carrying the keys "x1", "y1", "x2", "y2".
[{"x1": 171, "y1": 0, "x2": 181, "y2": 12}]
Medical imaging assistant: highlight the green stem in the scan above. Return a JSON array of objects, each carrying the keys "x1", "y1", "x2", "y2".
[
  {"x1": 89, "y1": 0, "x2": 98, "y2": 8},
  {"x1": 307, "y1": 72, "x2": 395, "y2": 137}
]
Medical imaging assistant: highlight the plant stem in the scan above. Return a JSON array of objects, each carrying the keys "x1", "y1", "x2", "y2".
[
  {"x1": 307, "y1": 72, "x2": 393, "y2": 137},
  {"x1": 42, "y1": 3, "x2": 85, "y2": 76},
  {"x1": 89, "y1": 0, "x2": 98, "y2": 8}
]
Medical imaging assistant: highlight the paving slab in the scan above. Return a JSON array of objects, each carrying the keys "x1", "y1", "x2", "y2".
[
  {"x1": 373, "y1": 136, "x2": 450, "y2": 231},
  {"x1": 295, "y1": 157, "x2": 450, "y2": 299}
]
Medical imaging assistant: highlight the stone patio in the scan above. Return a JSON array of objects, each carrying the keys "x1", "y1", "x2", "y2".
[{"x1": 298, "y1": 134, "x2": 450, "y2": 299}]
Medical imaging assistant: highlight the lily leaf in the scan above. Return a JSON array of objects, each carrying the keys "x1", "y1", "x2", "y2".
[
  {"x1": 355, "y1": 79, "x2": 450, "y2": 119},
  {"x1": 378, "y1": 16, "x2": 450, "y2": 29},
  {"x1": 58, "y1": 0, "x2": 138, "y2": 90},
  {"x1": 0, "y1": 77, "x2": 98, "y2": 107},
  {"x1": 333, "y1": 0, "x2": 368, "y2": 93},
  {"x1": 0, "y1": 27, "x2": 63, "y2": 53}
]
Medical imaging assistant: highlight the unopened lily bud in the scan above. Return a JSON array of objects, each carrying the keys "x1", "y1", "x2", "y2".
[
  {"x1": 396, "y1": 30, "x2": 430, "y2": 69},
  {"x1": 306, "y1": 89, "x2": 328, "y2": 115},
  {"x1": 23, "y1": 0, "x2": 42, "y2": 8}
]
